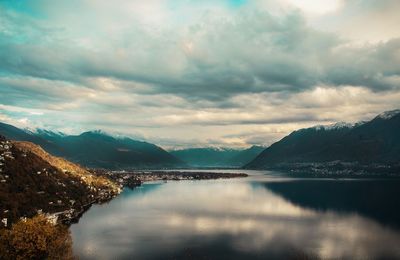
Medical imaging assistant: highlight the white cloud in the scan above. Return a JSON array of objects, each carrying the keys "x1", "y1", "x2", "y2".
[
  {"x1": 283, "y1": 0, "x2": 344, "y2": 14},
  {"x1": 0, "y1": 0, "x2": 399, "y2": 148}
]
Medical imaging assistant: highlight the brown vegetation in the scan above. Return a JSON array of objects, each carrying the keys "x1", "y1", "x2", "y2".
[
  {"x1": 0, "y1": 136, "x2": 120, "y2": 227},
  {"x1": 13, "y1": 141, "x2": 118, "y2": 191},
  {"x1": 0, "y1": 215, "x2": 74, "y2": 260}
]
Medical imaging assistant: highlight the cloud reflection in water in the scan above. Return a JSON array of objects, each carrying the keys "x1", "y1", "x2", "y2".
[{"x1": 71, "y1": 179, "x2": 400, "y2": 259}]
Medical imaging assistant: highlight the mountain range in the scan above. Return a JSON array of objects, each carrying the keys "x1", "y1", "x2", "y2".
[
  {"x1": 245, "y1": 109, "x2": 400, "y2": 172},
  {"x1": 0, "y1": 123, "x2": 182, "y2": 169},
  {"x1": 0, "y1": 122, "x2": 264, "y2": 169},
  {"x1": 170, "y1": 146, "x2": 265, "y2": 168},
  {"x1": 1, "y1": 109, "x2": 399, "y2": 172}
]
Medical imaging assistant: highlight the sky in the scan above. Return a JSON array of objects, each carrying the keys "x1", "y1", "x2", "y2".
[{"x1": 0, "y1": 0, "x2": 399, "y2": 149}]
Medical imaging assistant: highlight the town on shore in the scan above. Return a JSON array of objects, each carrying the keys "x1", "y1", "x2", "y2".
[{"x1": 93, "y1": 169, "x2": 249, "y2": 189}]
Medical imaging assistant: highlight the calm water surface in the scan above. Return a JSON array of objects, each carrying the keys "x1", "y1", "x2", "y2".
[{"x1": 71, "y1": 170, "x2": 400, "y2": 259}]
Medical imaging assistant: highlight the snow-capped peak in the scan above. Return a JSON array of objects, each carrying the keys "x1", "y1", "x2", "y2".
[
  {"x1": 33, "y1": 128, "x2": 66, "y2": 137},
  {"x1": 90, "y1": 129, "x2": 109, "y2": 135},
  {"x1": 22, "y1": 127, "x2": 36, "y2": 135},
  {"x1": 376, "y1": 109, "x2": 400, "y2": 120},
  {"x1": 311, "y1": 122, "x2": 354, "y2": 131},
  {"x1": 82, "y1": 129, "x2": 115, "y2": 137}
]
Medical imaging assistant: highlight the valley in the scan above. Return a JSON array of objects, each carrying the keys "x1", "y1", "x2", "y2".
[{"x1": 0, "y1": 109, "x2": 399, "y2": 259}]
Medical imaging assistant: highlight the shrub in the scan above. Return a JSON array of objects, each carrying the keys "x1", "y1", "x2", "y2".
[{"x1": 0, "y1": 215, "x2": 74, "y2": 260}]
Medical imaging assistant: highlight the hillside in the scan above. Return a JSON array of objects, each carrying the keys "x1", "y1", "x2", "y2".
[
  {"x1": 0, "y1": 135, "x2": 120, "y2": 228},
  {"x1": 0, "y1": 123, "x2": 183, "y2": 169},
  {"x1": 0, "y1": 123, "x2": 61, "y2": 154},
  {"x1": 170, "y1": 148, "x2": 240, "y2": 167},
  {"x1": 227, "y1": 146, "x2": 265, "y2": 166},
  {"x1": 170, "y1": 146, "x2": 264, "y2": 167},
  {"x1": 41, "y1": 131, "x2": 183, "y2": 169},
  {"x1": 246, "y1": 109, "x2": 400, "y2": 173}
]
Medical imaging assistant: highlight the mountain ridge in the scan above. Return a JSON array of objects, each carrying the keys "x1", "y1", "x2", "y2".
[
  {"x1": 170, "y1": 146, "x2": 265, "y2": 167},
  {"x1": 0, "y1": 122, "x2": 183, "y2": 169},
  {"x1": 245, "y1": 109, "x2": 400, "y2": 174}
]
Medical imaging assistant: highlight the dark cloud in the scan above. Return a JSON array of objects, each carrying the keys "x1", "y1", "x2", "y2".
[
  {"x1": 0, "y1": 0, "x2": 400, "y2": 148},
  {"x1": 181, "y1": 114, "x2": 323, "y2": 126},
  {"x1": 324, "y1": 38, "x2": 400, "y2": 91},
  {"x1": 1, "y1": 5, "x2": 399, "y2": 103}
]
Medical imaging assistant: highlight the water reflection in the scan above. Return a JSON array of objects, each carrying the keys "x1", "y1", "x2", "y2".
[
  {"x1": 71, "y1": 175, "x2": 400, "y2": 259},
  {"x1": 263, "y1": 179, "x2": 400, "y2": 230}
]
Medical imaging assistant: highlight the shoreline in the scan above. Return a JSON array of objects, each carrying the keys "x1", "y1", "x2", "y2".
[
  {"x1": 63, "y1": 170, "x2": 248, "y2": 225},
  {"x1": 94, "y1": 170, "x2": 249, "y2": 189}
]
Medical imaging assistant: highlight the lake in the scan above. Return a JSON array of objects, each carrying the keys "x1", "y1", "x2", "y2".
[{"x1": 71, "y1": 170, "x2": 400, "y2": 259}]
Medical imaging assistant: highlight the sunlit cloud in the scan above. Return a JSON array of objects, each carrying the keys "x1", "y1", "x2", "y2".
[
  {"x1": 0, "y1": 0, "x2": 399, "y2": 148},
  {"x1": 284, "y1": 0, "x2": 344, "y2": 14}
]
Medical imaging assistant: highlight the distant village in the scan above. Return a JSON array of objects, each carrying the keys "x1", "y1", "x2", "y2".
[
  {"x1": 94, "y1": 169, "x2": 248, "y2": 189},
  {"x1": 272, "y1": 161, "x2": 400, "y2": 177},
  {"x1": 0, "y1": 139, "x2": 13, "y2": 227}
]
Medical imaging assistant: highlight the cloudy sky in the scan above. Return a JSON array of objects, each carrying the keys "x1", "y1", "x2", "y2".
[{"x1": 0, "y1": 0, "x2": 399, "y2": 148}]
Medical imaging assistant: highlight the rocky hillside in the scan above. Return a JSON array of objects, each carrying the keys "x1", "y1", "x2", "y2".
[{"x1": 0, "y1": 135, "x2": 120, "y2": 228}]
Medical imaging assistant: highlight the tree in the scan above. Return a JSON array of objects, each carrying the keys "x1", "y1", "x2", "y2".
[{"x1": 0, "y1": 215, "x2": 74, "y2": 260}]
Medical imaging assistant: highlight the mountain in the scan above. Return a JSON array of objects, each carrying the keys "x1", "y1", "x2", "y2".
[
  {"x1": 170, "y1": 146, "x2": 264, "y2": 167},
  {"x1": 246, "y1": 109, "x2": 400, "y2": 171},
  {"x1": 39, "y1": 130, "x2": 183, "y2": 169},
  {"x1": 226, "y1": 146, "x2": 265, "y2": 166},
  {"x1": 170, "y1": 148, "x2": 239, "y2": 167},
  {"x1": 0, "y1": 135, "x2": 120, "y2": 227},
  {"x1": 0, "y1": 123, "x2": 183, "y2": 169},
  {"x1": 0, "y1": 123, "x2": 60, "y2": 153}
]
